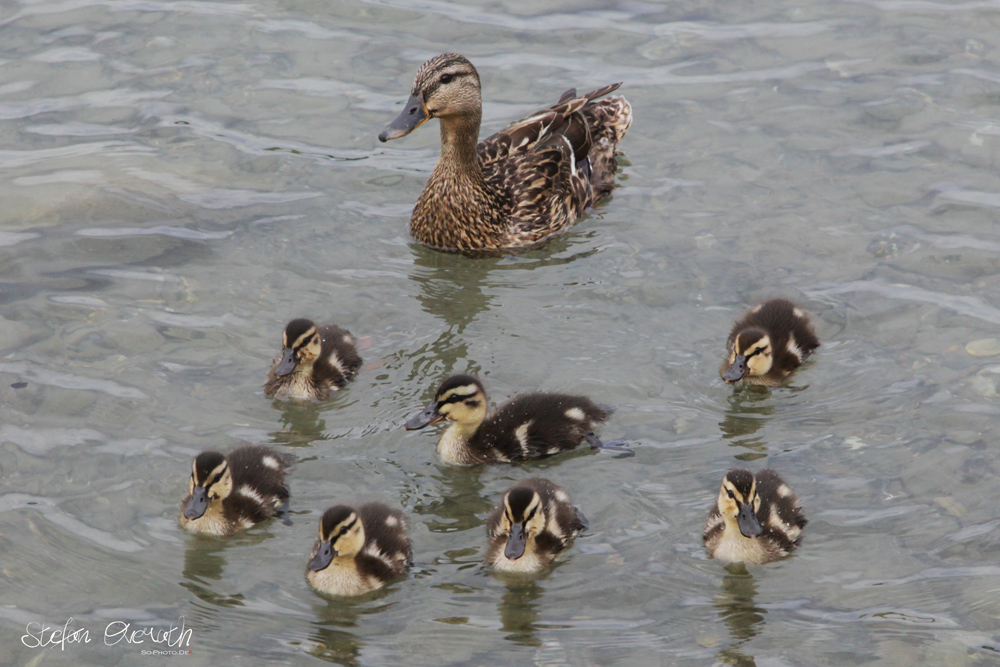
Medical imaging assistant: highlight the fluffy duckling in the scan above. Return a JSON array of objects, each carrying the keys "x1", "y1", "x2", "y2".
[
  {"x1": 703, "y1": 468, "x2": 807, "y2": 564},
  {"x1": 264, "y1": 318, "x2": 362, "y2": 400},
  {"x1": 179, "y1": 445, "x2": 290, "y2": 536},
  {"x1": 306, "y1": 503, "x2": 411, "y2": 597},
  {"x1": 404, "y1": 374, "x2": 633, "y2": 465},
  {"x1": 379, "y1": 53, "x2": 631, "y2": 251},
  {"x1": 486, "y1": 478, "x2": 586, "y2": 573},
  {"x1": 721, "y1": 299, "x2": 819, "y2": 386}
]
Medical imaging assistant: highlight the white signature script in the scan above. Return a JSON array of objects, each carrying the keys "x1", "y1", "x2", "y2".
[{"x1": 21, "y1": 617, "x2": 192, "y2": 650}]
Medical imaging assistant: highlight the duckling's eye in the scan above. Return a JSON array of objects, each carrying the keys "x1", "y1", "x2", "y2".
[
  {"x1": 726, "y1": 489, "x2": 735, "y2": 499},
  {"x1": 439, "y1": 73, "x2": 453, "y2": 84}
]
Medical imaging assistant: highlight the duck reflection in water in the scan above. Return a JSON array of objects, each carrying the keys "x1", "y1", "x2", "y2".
[
  {"x1": 714, "y1": 567, "x2": 765, "y2": 667},
  {"x1": 269, "y1": 400, "x2": 330, "y2": 448},
  {"x1": 718, "y1": 388, "x2": 773, "y2": 462},
  {"x1": 408, "y1": 235, "x2": 601, "y2": 332},
  {"x1": 307, "y1": 601, "x2": 373, "y2": 666},
  {"x1": 180, "y1": 539, "x2": 246, "y2": 610},
  {"x1": 412, "y1": 464, "x2": 493, "y2": 534},
  {"x1": 498, "y1": 579, "x2": 545, "y2": 647}
]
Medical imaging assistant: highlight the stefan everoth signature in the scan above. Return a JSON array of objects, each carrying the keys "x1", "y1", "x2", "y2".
[{"x1": 21, "y1": 616, "x2": 193, "y2": 651}]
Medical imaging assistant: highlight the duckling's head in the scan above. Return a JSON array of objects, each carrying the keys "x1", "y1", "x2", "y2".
[
  {"x1": 499, "y1": 486, "x2": 547, "y2": 560},
  {"x1": 717, "y1": 469, "x2": 762, "y2": 538},
  {"x1": 183, "y1": 451, "x2": 233, "y2": 520},
  {"x1": 273, "y1": 319, "x2": 322, "y2": 377},
  {"x1": 379, "y1": 54, "x2": 482, "y2": 142},
  {"x1": 404, "y1": 374, "x2": 487, "y2": 431},
  {"x1": 722, "y1": 329, "x2": 772, "y2": 383},
  {"x1": 308, "y1": 506, "x2": 367, "y2": 572}
]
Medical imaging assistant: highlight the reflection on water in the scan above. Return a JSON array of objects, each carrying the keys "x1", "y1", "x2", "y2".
[
  {"x1": 713, "y1": 567, "x2": 764, "y2": 667},
  {"x1": 413, "y1": 466, "x2": 492, "y2": 534},
  {"x1": 180, "y1": 537, "x2": 246, "y2": 612},
  {"x1": 308, "y1": 601, "x2": 366, "y2": 666},
  {"x1": 498, "y1": 579, "x2": 544, "y2": 647},
  {"x1": 718, "y1": 387, "x2": 773, "y2": 461},
  {"x1": 269, "y1": 401, "x2": 330, "y2": 448}
]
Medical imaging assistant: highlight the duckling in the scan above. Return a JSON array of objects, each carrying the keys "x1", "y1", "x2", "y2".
[
  {"x1": 486, "y1": 478, "x2": 586, "y2": 573},
  {"x1": 264, "y1": 318, "x2": 362, "y2": 400},
  {"x1": 306, "y1": 503, "x2": 411, "y2": 597},
  {"x1": 379, "y1": 53, "x2": 632, "y2": 251},
  {"x1": 179, "y1": 445, "x2": 290, "y2": 536},
  {"x1": 703, "y1": 468, "x2": 807, "y2": 564},
  {"x1": 404, "y1": 374, "x2": 633, "y2": 465},
  {"x1": 721, "y1": 299, "x2": 819, "y2": 386}
]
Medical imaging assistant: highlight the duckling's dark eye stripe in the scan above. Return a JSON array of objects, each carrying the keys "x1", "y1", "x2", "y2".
[
  {"x1": 440, "y1": 393, "x2": 475, "y2": 405},
  {"x1": 334, "y1": 517, "x2": 358, "y2": 539}
]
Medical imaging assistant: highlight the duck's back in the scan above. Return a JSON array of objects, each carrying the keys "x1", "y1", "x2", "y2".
[
  {"x1": 471, "y1": 393, "x2": 612, "y2": 461},
  {"x1": 223, "y1": 446, "x2": 290, "y2": 521},
  {"x1": 356, "y1": 503, "x2": 411, "y2": 580}
]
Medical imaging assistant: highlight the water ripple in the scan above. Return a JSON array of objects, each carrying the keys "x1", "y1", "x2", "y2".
[
  {"x1": 806, "y1": 279, "x2": 1000, "y2": 325},
  {"x1": 0, "y1": 492, "x2": 142, "y2": 553},
  {"x1": 0, "y1": 361, "x2": 148, "y2": 399}
]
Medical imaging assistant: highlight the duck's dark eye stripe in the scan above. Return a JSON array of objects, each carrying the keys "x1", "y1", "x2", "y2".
[
  {"x1": 441, "y1": 393, "x2": 475, "y2": 405},
  {"x1": 335, "y1": 517, "x2": 358, "y2": 539},
  {"x1": 525, "y1": 507, "x2": 536, "y2": 522}
]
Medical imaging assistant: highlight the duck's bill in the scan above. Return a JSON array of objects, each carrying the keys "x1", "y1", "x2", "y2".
[
  {"x1": 722, "y1": 355, "x2": 749, "y2": 383},
  {"x1": 504, "y1": 522, "x2": 527, "y2": 560},
  {"x1": 273, "y1": 348, "x2": 297, "y2": 377},
  {"x1": 308, "y1": 540, "x2": 334, "y2": 572},
  {"x1": 183, "y1": 487, "x2": 209, "y2": 520},
  {"x1": 404, "y1": 402, "x2": 444, "y2": 430},
  {"x1": 737, "y1": 502, "x2": 762, "y2": 539},
  {"x1": 379, "y1": 94, "x2": 430, "y2": 142}
]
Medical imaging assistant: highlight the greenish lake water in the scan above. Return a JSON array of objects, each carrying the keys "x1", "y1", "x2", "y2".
[{"x1": 1, "y1": 0, "x2": 999, "y2": 665}]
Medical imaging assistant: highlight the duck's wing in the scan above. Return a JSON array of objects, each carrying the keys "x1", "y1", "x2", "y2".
[{"x1": 477, "y1": 83, "x2": 622, "y2": 167}]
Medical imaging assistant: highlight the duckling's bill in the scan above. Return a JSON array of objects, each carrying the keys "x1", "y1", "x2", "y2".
[
  {"x1": 722, "y1": 354, "x2": 750, "y2": 383},
  {"x1": 308, "y1": 539, "x2": 334, "y2": 572},
  {"x1": 273, "y1": 347, "x2": 297, "y2": 377},
  {"x1": 379, "y1": 94, "x2": 430, "y2": 142},
  {"x1": 183, "y1": 487, "x2": 210, "y2": 520},
  {"x1": 404, "y1": 400, "x2": 445, "y2": 430},
  {"x1": 504, "y1": 522, "x2": 528, "y2": 560},
  {"x1": 736, "y1": 500, "x2": 762, "y2": 538}
]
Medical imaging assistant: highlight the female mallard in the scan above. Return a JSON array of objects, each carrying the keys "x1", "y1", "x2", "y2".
[
  {"x1": 486, "y1": 478, "x2": 587, "y2": 573},
  {"x1": 179, "y1": 445, "x2": 290, "y2": 536},
  {"x1": 264, "y1": 318, "x2": 362, "y2": 400},
  {"x1": 306, "y1": 503, "x2": 411, "y2": 597},
  {"x1": 379, "y1": 53, "x2": 632, "y2": 251},
  {"x1": 404, "y1": 374, "x2": 633, "y2": 464},
  {"x1": 721, "y1": 299, "x2": 819, "y2": 386},
  {"x1": 703, "y1": 468, "x2": 807, "y2": 564}
]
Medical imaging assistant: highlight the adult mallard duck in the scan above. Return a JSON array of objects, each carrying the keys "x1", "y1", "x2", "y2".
[
  {"x1": 404, "y1": 374, "x2": 634, "y2": 464},
  {"x1": 306, "y1": 503, "x2": 411, "y2": 597},
  {"x1": 264, "y1": 318, "x2": 362, "y2": 400},
  {"x1": 486, "y1": 478, "x2": 587, "y2": 573},
  {"x1": 721, "y1": 299, "x2": 820, "y2": 386},
  {"x1": 378, "y1": 53, "x2": 632, "y2": 251},
  {"x1": 703, "y1": 468, "x2": 807, "y2": 564},
  {"x1": 179, "y1": 445, "x2": 290, "y2": 536}
]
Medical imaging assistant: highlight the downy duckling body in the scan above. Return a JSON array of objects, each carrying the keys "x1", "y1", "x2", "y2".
[
  {"x1": 721, "y1": 299, "x2": 819, "y2": 386},
  {"x1": 703, "y1": 468, "x2": 807, "y2": 564},
  {"x1": 404, "y1": 374, "x2": 633, "y2": 464},
  {"x1": 179, "y1": 445, "x2": 290, "y2": 536},
  {"x1": 379, "y1": 53, "x2": 632, "y2": 251},
  {"x1": 486, "y1": 478, "x2": 586, "y2": 573},
  {"x1": 264, "y1": 318, "x2": 362, "y2": 400},
  {"x1": 306, "y1": 503, "x2": 411, "y2": 597}
]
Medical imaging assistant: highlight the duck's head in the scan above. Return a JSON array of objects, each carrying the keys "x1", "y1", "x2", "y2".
[
  {"x1": 717, "y1": 469, "x2": 762, "y2": 538},
  {"x1": 722, "y1": 328, "x2": 772, "y2": 383},
  {"x1": 183, "y1": 451, "x2": 233, "y2": 520},
  {"x1": 405, "y1": 374, "x2": 487, "y2": 430},
  {"x1": 499, "y1": 486, "x2": 546, "y2": 560},
  {"x1": 273, "y1": 319, "x2": 322, "y2": 377},
  {"x1": 308, "y1": 506, "x2": 366, "y2": 572},
  {"x1": 379, "y1": 53, "x2": 481, "y2": 142}
]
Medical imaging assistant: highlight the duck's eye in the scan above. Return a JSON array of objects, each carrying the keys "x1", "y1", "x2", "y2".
[
  {"x1": 726, "y1": 489, "x2": 735, "y2": 499},
  {"x1": 439, "y1": 73, "x2": 453, "y2": 84}
]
